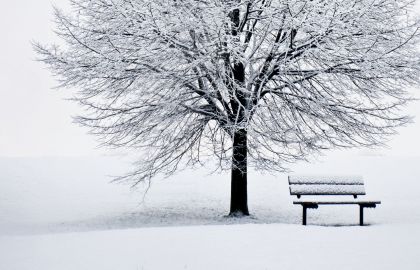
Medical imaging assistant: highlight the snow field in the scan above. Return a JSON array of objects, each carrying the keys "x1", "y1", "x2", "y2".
[{"x1": 1, "y1": 153, "x2": 420, "y2": 269}]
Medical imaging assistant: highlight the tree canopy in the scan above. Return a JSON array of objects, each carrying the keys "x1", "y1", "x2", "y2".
[{"x1": 36, "y1": 0, "x2": 420, "y2": 214}]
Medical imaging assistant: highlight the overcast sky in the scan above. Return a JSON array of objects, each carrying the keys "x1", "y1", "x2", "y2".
[{"x1": 0, "y1": 0, "x2": 419, "y2": 158}]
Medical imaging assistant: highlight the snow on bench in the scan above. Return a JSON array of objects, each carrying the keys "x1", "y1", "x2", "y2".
[
  {"x1": 288, "y1": 175, "x2": 381, "y2": 226},
  {"x1": 288, "y1": 175, "x2": 364, "y2": 185},
  {"x1": 288, "y1": 175, "x2": 365, "y2": 198}
]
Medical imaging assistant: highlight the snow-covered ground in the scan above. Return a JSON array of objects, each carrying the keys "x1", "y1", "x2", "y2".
[{"x1": 1, "y1": 154, "x2": 420, "y2": 269}]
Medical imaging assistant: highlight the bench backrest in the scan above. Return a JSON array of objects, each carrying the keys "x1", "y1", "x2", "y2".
[{"x1": 288, "y1": 175, "x2": 366, "y2": 198}]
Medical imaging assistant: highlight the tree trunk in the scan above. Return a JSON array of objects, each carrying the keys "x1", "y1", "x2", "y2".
[{"x1": 229, "y1": 128, "x2": 249, "y2": 216}]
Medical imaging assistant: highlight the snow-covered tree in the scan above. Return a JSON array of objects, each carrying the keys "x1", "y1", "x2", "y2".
[{"x1": 35, "y1": 0, "x2": 420, "y2": 216}]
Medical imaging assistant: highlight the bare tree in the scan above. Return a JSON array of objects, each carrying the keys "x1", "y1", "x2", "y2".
[{"x1": 35, "y1": 0, "x2": 420, "y2": 216}]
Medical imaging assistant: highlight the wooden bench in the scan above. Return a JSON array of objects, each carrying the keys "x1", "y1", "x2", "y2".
[{"x1": 289, "y1": 175, "x2": 381, "y2": 226}]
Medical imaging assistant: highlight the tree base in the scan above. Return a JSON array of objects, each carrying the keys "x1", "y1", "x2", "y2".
[{"x1": 227, "y1": 210, "x2": 250, "y2": 217}]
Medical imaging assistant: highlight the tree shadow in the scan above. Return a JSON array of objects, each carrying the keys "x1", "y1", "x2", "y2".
[{"x1": 52, "y1": 206, "x2": 300, "y2": 233}]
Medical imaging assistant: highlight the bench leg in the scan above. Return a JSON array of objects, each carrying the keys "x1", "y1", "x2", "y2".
[
  {"x1": 359, "y1": 203, "x2": 377, "y2": 226},
  {"x1": 301, "y1": 204, "x2": 318, "y2": 225}
]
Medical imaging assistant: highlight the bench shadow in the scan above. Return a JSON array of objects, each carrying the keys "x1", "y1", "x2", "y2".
[{"x1": 307, "y1": 223, "x2": 369, "y2": 227}]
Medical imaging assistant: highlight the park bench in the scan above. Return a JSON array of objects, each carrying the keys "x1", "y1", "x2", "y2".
[{"x1": 289, "y1": 175, "x2": 381, "y2": 226}]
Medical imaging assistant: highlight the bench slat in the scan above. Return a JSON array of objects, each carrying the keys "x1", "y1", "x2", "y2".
[
  {"x1": 293, "y1": 201, "x2": 381, "y2": 205},
  {"x1": 289, "y1": 175, "x2": 364, "y2": 185},
  {"x1": 289, "y1": 184, "x2": 366, "y2": 196}
]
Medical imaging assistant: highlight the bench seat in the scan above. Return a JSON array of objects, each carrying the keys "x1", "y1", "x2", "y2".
[{"x1": 293, "y1": 201, "x2": 381, "y2": 205}]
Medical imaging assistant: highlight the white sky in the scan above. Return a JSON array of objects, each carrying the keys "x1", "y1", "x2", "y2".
[{"x1": 0, "y1": 0, "x2": 419, "y2": 158}]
